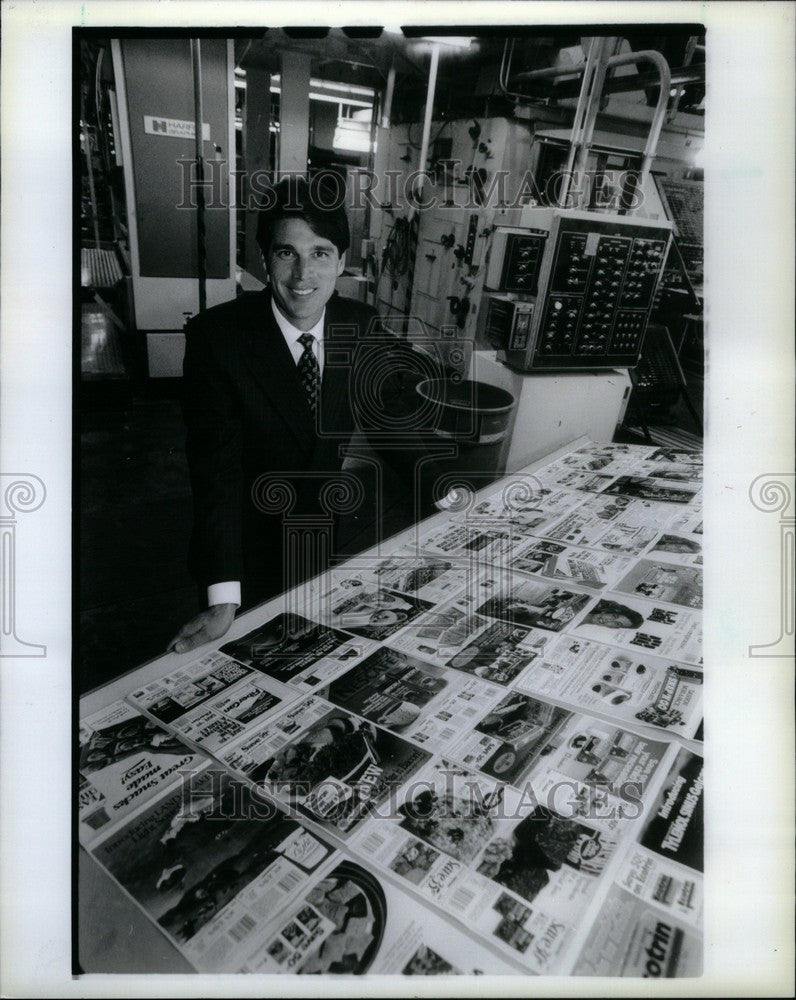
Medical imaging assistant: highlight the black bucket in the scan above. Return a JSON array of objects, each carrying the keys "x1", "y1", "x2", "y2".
[{"x1": 415, "y1": 379, "x2": 515, "y2": 445}]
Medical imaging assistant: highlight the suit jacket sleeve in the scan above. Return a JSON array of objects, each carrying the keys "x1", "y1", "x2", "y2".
[{"x1": 183, "y1": 315, "x2": 244, "y2": 588}]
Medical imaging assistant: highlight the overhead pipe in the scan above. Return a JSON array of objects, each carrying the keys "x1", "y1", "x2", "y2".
[
  {"x1": 498, "y1": 39, "x2": 589, "y2": 101},
  {"x1": 524, "y1": 63, "x2": 702, "y2": 101},
  {"x1": 559, "y1": 35, "x2": 606, "y2": 206},
  {"x1": 500, "y1": 41, "x2": 673, "y2": 208},
  {"x1": 567, "y1": 36, "x2": 613, "y2": 208}
]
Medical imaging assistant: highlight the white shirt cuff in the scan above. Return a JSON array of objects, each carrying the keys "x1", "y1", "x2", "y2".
[{"x1": 207, "y1": 581, "x2": 241, "y2": 608}]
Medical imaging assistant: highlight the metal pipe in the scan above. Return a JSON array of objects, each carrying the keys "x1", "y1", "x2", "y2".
[
  {"x1": 362, "y1": 83, "x2": 381, "y2": 259},
  {"x1": 499, "y1": 41, "x2": 588, "y2": 97},
  {"x1": 558, "y1": 38, "x2": 598, "y2": 207},
  {"x1": 513, "y1": 63, "x2": 587, "y2": 83},
  {"x1": 409, "y1": 41, "x2": 440, "y2": 218},
  {"x1": 365, "y1": 57, "x2": 396, "y2": 292},
  {"x1": 575, "y1": 47, "x2": 608, "y2": 208},
  {"x1": 536, "y1": 63, "x2": 702, "y2": 100},
  {"x1": 498, "y1": 42, "x2": 672, "y2": 142},
  {"x1": 508, "y1": 43, "x2": 672, "y2": 206},
  {"x1": 191, "y1": 38, "x2": 207, "y2": 314},
  {"x1": 605, "y1": 51, "x2": 671, "y2": 179},
  {"x1": 497, "y1": 39, "x2": 515, "y2": 98},
  {"x1": 570, "y1": 37, "x2": 613, "y2": 207},
  {"x1": 381, "y1": 60, "x2": 396, "y2": 128}
]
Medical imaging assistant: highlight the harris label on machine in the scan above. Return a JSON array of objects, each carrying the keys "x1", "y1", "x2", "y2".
[{"x1": 143, "y1": 115, "x2": 211, "y2": 141}]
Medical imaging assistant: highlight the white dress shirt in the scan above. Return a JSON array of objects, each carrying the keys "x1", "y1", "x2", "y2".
[{"x1": 270, "y1": 296, "x2": 325, "y2": 374}]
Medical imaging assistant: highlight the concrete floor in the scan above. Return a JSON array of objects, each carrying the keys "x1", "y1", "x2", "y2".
[{"x1": 79, "y1": 392, "x2": 199, "y2": 693}]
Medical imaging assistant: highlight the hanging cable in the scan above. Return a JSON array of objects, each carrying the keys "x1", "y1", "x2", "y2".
[{"x1": 382, "y1": 216, "x2": 411, "y2": 276}]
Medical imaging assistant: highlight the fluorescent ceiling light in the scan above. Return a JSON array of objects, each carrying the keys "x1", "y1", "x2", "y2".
[
  {"x1": 309, "y1": 93, "x2": 373, "y2": 108},
  {"x1": 379, "y1": 27, "x2": 475, "y2": 48},
  {"x1": 270, "y1": 74, "x2": 375, "y2": 99},
  {"x1": 416, "y1": 36, "x2": 475, "y2": 49},
  {"x1": 310, "y1": 78, "x2": 375, "y2": 97}
]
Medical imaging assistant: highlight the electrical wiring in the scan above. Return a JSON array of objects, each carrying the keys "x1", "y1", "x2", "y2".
[
  {"x1": 381, "y1": 216, "x2": 411, "y2": 276},
  {"x1": 372, "y1": 213, "x2": 414, "y2": 308}
]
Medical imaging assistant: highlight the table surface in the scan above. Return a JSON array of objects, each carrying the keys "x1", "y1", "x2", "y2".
[
  {"x1": 79, "y1": 434, "x2": 702, "y2": 976},
  {"x1": 80, "y1": 435, "x2": 590, "y2": 719}
]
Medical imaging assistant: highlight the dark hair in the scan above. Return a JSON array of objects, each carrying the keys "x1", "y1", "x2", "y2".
[{"x1": 256, "y1": 173, "x2": 350, "y2": 257}]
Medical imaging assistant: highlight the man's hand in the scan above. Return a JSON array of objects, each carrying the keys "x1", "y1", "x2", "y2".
[{"x1": 168, "y1": 604, "x2": 236, "y2": 654}]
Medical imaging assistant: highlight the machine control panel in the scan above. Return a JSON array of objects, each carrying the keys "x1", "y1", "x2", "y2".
[
  {"x1": 477, "y1": 296, "x2": 535, "y2": 352},
  {"x1": 537, "y1": 295, "x2": 583, "y2": 355},
  {"x1": 619, "y1": 237, "x2": 667, "y2": 307},
  {"x1": 486, "y1": 228, "x2": 548, "y2": 295},
  {"x1": 489, "y1": 211, "x2": 672, "y2": 371},
  {"x1": 501, "y1": 231, "x2": 547, "y2": 294},
  {"x1": 550, "y1": 232, "x2": 594, "y2": 293}
]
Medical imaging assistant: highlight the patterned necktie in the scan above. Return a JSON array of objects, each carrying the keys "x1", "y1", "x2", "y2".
[{"x1": 297, "y1": 332, "x2": 320, "y2": 416}]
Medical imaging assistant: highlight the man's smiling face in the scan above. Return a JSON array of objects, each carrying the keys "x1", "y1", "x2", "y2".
[{"x1": 265, "y1": 216, "x2": 345, "y2": 330}]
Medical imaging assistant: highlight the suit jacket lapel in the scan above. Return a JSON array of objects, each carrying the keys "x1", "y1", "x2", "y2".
[{"x1": 246, "y1": 291, "x2": 317, "y2": 456}]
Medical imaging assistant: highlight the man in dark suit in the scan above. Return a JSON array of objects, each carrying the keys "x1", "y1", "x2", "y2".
[{"x1": 169, "y1": 176, "x2": 445, "y2": 654}]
